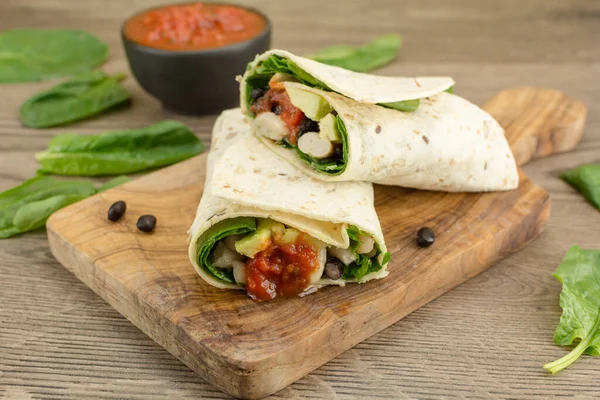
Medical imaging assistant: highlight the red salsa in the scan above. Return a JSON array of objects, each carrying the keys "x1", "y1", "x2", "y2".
[
  {"x1": 245, "y1": 234, "x2": 320, "y2": 301},
  {"x1": 250, "y1": 82, "x2": 305, "y2": 144},
  {"x1": 124, "y1": 3, "x2": 267, "y2": 51}
]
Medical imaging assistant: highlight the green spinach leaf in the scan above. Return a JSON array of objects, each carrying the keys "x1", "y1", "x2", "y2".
[
  {"x1": 20, "y1": 71, "x2": 130, "y2": 128},
  {"x1": 380, "y1": 98, "x2": 421, "y2": 112},
  {"x1": 0, "y1": 176, "x2": 96, "y2": 230},
  {"x1": 342, "y1": 225, "x2": 389, "y2": 281},
  {"x1": 35, "y1": 120, "x2": 204, "y2": 176},
  {"x1": 544, "y1": 246, "x2": 600, "y2": 374},
  {"x1": 0, "y1": 175, "x2": 129, "y2": 239},
  {"x1": 308, "y1": 34, "x2": 402, "y2": 73},
  {"x1": 13, "y1": 194, "x2": 86, "y2": 231},
  {"x1": 561, "y1": 164, "x2": 600, "y2": 211},
  {"x1": 196, "y1": 217, "x2": 257, "y2": 284},
  {"x1": 0, "y1": 29, "x2": 108, "y2": 83}
]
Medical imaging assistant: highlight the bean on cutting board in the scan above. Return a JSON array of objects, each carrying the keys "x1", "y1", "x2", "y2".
[
  {"x1": 137, "y1": 214, "x2": 157, "y2": 232},
  {"x1": 107, "y1": 200, "x2": 126, "y2": 221}
]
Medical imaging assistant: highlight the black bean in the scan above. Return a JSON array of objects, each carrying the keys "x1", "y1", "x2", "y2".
[
  {"x1": 333, "y1": 144, "x2": 344, "y2": 160},
  {"x1": 416, "y1": 227, "x2": 435, "y2": 247},
  {"x1": 331, "y1": 110, "x2": 338, "y2": 116},
  {"x1": 137, "y1": 215, "x2": 157, "y2": 233},
  {"x1": 324, "y1": 258, "x2": 344, "y2": 280},
  {"x1": 272, "y1": 104, "x2": 282, "y2": 115},
  {"x1": 250, "y1": 88, "x2": 265, "y2": 100},
  {"x1": 297, "y1": 117, "x2": 319, "y2": 135},
  {"x1": 107, "y1": 201, "x2": 126, "y2": 222}
]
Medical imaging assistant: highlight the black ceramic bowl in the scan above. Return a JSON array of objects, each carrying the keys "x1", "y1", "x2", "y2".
[{"x1": 121, "y1": 3, "x2": 271, "y2": 115}]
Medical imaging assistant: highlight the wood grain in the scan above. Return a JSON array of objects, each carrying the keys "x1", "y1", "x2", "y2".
[
  {"x1": 484, "y1": 87, "x2": 587, "y2": 166},
  {"x1": 43, "y1": 85, "x2": 585, "y2": 399},
  {"x1": 1, "y1": 0, "x2": 600, "y2": 399}
]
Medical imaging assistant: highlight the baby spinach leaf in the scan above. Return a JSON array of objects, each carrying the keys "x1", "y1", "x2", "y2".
[
  {"x1": 35, "y1": 121, "x2": 205, "y2": 176},
  {"x1": 380, "y1": 98, "x2": 420, "y2": 112},
  {"x1": 342, "y1": 225, "x2": 388, "y2": 281},
  {"x1": 561, "y1": 164, "x2": 600, "y2": 211},
  {"x1": 0, "y1": 29, "x2": 108, "y2": 83},
  {"x1": 544, "y1": 246, "x2": 600, "y2": 374},
  {"x1": 308, "y1": 34, "x2": 402, "y2": 73},
  {"x1": 0, "y1": 175, "x2": 129, "y2": 239},
  {"x1": 0, "y1": 176, "x2": 96, "y2": 230},
  {"x1": 13, "y1": 194, "x2": 86, "y2": 232},
  {"x1": 196, "y1": 217, "x2": 257, "y2": 284},
  {"x1": 20, "y1": 71, "x2": 130, "y2": 128}
]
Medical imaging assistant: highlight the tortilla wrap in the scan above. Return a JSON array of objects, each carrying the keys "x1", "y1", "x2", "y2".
[
  {"x1": 187, "y1": 108, "x2": 388, "y2": 295},
  {"x1": 239, "y1": 50, "x2": 518, "y2": 192}
]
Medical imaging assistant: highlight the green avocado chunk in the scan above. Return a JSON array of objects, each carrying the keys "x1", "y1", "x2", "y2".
[
  {"x1": 285, "y1": 87, "x2": 333, "y2": 121},
  {"x1": 235, "y1": 219, "x2": 284, "y2": 257},
  {"x1": 318, "y1": 113, "x2": 342, "y2": 143}
]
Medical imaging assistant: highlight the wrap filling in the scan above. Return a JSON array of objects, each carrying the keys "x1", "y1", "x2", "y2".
[
  {"x1": 244, "y1": 55, "x2": 429, "y2": 175},
  {"x1": 196, "y1": 217, "x2": 389, "y2": 301}
]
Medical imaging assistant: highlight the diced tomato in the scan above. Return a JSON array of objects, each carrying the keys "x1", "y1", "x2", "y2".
[
  {"x1": 245, "y1": 234, "x2": 320, "y2": 301},
  {"x1": 249, "y1": 87, "x2": 305, "y2": 145}
]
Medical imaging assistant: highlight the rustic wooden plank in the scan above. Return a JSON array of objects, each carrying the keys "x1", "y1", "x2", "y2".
[{"x1": 1, "y1": 0, "x2": 600, "y2": 398}]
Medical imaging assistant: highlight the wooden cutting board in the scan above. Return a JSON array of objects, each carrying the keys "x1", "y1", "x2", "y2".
[{"x1": 47, "y1": 87, "x2": 585, "y2": 399}]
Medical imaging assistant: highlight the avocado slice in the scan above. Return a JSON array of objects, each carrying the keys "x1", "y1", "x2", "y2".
[
  {"x1": 235, "y1": 218, "x2": 285, "y2": 257},
  {"x1": 286, "y1": 87, "x2": 333, "y2": 121},
  {"x1": 276, "y1": 228, "x2": 300, "y2": 245},
  {"x1": 318, "y1": 113, "x2": 342, "y2": 143}
]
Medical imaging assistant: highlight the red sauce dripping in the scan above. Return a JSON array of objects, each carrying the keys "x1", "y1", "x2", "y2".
[
  {"x1": 245, "y1": 234, "x2": 320, "y2": 301},
  {"x1": 249, "y1": 86, "x2": 305, "y2": 145},
  {"x1": 124, "y1": 3, "x2": 267, "y2": 51}
]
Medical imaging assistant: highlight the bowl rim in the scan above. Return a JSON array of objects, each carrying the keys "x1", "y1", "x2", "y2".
[{"x1": 121, "y1": 1, "x2": 272, "y2": 55}]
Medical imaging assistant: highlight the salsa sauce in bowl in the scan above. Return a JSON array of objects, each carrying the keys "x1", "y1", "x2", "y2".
[
  {"x1": 121, "y1": 2, "x2": 270, "y2": 115},
  {"x1": 124, "y1": 3, "x2": 267, "y2": 52}
]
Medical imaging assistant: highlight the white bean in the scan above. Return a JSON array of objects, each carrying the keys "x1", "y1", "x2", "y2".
[
  {"x1": 297, "y1": 131, "x2": 334, "y2": 159},
  {"x1": 212, "y1": 241, "x2": 244, "y2": 268},
  {"x1": 253, "y1": 112, "x2": 288, "y2": 141},
  {"x1": 328, "y1": 246, "x2": 357, "y2": 266},
  {"x1": 232, "y1": 261, "x2": 247, "y2": 284},
  {"x1": 224, "y1": 234, "x2": 243, "y2": 252},
  {"x1": 356, "y1": 234, "x2": 375, "y2": 254}
]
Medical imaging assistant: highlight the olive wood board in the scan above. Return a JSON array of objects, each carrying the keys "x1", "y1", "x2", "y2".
[{"x1": 47, "y1": 87, "x2": 586, "y2": 399}]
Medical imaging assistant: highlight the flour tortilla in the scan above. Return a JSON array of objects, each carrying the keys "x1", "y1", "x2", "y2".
[
  {"x1": 239, "y1": 51, "x2": 518, "y2": 192},
  {"x1": 187, "y1": 108, "x2": 388, "y2": 291},
  {"x1": 240, "y1": 49, "x2": 455, "y2": 109}
]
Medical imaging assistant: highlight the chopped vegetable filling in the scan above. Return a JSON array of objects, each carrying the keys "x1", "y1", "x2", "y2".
[{"x1": 200, "y1": 218, "x2": 388, "y2": 300}]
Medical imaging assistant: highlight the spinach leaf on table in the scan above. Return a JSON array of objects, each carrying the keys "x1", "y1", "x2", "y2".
[
  {"x1": 561, "y1": 164, "x2": 600, "y2": 211},
  {"x1": 0, "y1": 176, "x2": 96, "y2": 230},
  {"x1": 544, "y1": 246, "x2": 600, "y2": 374},
  {"x1": 20, "y1": 71, "x2": 130, "y2": 128},
  {"x1": 0, "y1": 29, "x2": 107, "y2": 83},
  {"x1": 0, "y1": 175, "x2": 129, "y2": 239},
  {"x1": 13, "y1": 194, "x2": 87, "y2": 232},
  {"x1": 308, "y1": 34, "x2": 402, "y2": 73},
  {"x1": 35, "y1": 120, "x2": 205, "y2": 176}
]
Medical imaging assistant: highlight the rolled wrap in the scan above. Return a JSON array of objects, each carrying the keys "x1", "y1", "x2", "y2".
[
  {"x1": 187, "y1": 109, "x2": 389, "y2": 295},
  {"x1": 240, "y1": 50, "x2": 518, "y2": 192}
]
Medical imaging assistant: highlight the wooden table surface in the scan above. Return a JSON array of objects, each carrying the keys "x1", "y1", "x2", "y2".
[{"x1": 1, "y1": 0, "x2": 599, "y2": 399}]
